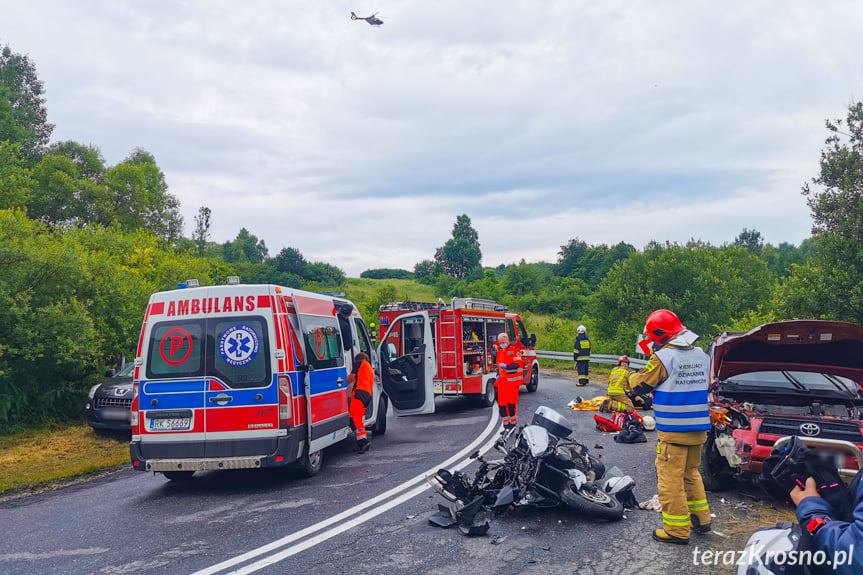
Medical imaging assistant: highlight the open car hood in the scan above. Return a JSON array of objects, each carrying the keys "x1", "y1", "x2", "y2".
[{"x1": 711, "y1": 320, "x2": 863, "y2": 387}]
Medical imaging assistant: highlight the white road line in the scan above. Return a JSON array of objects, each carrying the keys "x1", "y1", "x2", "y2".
[
  {"x1": 192, "y1": 409, "x2": 500, "y2": 575},
  {"x1": 227, "y1": 427, "x2": 506, "y2": 574}
]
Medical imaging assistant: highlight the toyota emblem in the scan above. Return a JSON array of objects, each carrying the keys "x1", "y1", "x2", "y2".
[{"x1": 799, "y1": 422, "x2": 821, "y2": 437}]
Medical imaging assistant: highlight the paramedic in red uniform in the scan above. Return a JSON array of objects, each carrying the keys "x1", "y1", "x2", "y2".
[
  {"x1": 495, "y1": 333, "x2": 523, "y2": 429},
  {"x1": 347, "y1": 352, "x2": 374, "y2": 454}
]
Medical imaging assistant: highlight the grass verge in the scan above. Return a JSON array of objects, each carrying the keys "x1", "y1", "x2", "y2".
[{"x1": 0, "y1": 424, "x2": 129, "y2": 497}]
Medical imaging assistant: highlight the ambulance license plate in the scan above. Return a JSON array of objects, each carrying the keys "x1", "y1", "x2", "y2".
[{"x1": 150, "y1": 417, "x2": 191, "y2": 431}]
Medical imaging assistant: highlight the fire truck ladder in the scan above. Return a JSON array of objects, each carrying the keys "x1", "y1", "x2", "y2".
[{"x1": 438, "y1": 311, "x2": 459, "y2": 394}]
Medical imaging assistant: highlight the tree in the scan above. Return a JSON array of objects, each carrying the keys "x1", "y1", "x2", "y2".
[
  {"x1": 193, "y1": 206, "x2": 211, "y2": 257},
  {"x1": 0, "y1": 86, "x2": 33, "y2": 152},
  {"x1": 0, "y1": 141, "x2": 33, "y2": 209},
  {"x1": 223, "y1": 228, "x2": 268, "y2": 264},
  {"x1": 360, "y1": 268, "x2": 413, "y2": 280},
  {"x1": 103, "y1": 148, "x2": 183, "y2": 240},
  {"x1": 797, "y1": 100, "x2": 863, "y2": 323},
  {"x1": 303, "y1": 262, "x2": 346, "y2": 287},
  {"x1": 734, "y1": 228, "x2": 764, "y2": 254},
  {"x1": 557, "y1": 238, "x2": 589, "y2": 277},
  {"x1": 273, "y1": 247, "x2": 307, "y2": 276},
  {"x1": 47, "y1": 141, "x2": 105, "y2": 183},
  {"x1": 28, "y1": 153, "x2": 107, "y2": 226},
  {"x1": 466, "y1": 269, "x2": 503, "y2": 301},
  {"x1": 557, "y1": 238, "x2": 635, "y2": 287},
  {"x1": 503, "y1": 260, "x2": 543, "y2": 297},
  {"x1": 760, "y1": 239, "x2": 815, "y2": 277},
  {"x1": 434, "y1": 214, "x2": 482, "y2": 280},
  {"x1": 590, "y1": 242, "x2": 776, "y2": 352},
  {"x1": 0, "y1": 44, "x2": 54, "y2": 162},
  {"x1": 413, "y1": 259, "x2": 440, "y2": 284}
]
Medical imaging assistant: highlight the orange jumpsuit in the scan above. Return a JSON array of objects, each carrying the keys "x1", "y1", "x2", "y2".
[
  {"x1": 495, "y1": 345, "x2": 523, "y2": 426},
  {"x1": 350, "y1": 360, "x2": 374, "y2": 442}
]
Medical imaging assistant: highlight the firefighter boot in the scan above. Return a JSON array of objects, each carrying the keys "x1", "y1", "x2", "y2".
[{"x1": 652, "y1": 529, "x2": 689, "y2": 545}]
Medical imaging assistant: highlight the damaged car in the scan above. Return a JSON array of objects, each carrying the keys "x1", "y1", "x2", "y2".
[{"x1": 700, "y1": 320, "x2": 863, "y2": 492}]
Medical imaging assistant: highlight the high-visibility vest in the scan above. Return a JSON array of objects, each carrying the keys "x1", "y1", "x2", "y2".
[
  {"x1": 608, "y1": 366, "x2": 630, "y2": 395},
  {"x1": 652, "y1": 347, "x2": 710, "y2": 432},
  {"x1": 496, "y1": 346, "x2": 523, "y2": 386}
]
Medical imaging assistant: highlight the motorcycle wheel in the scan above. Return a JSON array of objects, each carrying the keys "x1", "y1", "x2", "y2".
[{"x1": 559, "y1": 481, "x2": 624, "y2": 521}]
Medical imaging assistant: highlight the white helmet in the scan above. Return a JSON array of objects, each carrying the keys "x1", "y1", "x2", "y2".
[
  {"x1": 602, "y1": 475, "x2": 635, "y2": 495},
  {"x1": 642, "y1": 415, "x2": 656, "y2": 431},
  {"x1": 577, "y1": 325, "x2": 586, "y2": 333}
]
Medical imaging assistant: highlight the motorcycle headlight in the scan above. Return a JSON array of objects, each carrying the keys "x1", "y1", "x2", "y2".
[{"x1": 88, "y1": 384, "x2": 101, "y2": 399}]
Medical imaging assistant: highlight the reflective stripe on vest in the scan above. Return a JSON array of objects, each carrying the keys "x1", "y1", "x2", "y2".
[
  {"x1": 608, "y1": 367, "x2": 629, "y2": 395},
  {"x1": 652, "y1": 346, "x2": 710, "y2": 432}
]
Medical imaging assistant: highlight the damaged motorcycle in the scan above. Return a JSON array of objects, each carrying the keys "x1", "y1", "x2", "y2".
[{"x1": 428, "y1": 406, "x2": 628, "y2": 535}]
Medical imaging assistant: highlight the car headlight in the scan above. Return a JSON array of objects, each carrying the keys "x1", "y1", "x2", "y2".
[{"x1": 88, "y1": 384, "x2": 101, "y2": 399}]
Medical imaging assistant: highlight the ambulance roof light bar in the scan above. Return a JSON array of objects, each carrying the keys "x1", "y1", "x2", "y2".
[
  {"x1": 226, "y1": 276, "x2": 240, "y2": 285},
  {"x1": 186, "y1": 279, "x2": 200, "y2": 288}
]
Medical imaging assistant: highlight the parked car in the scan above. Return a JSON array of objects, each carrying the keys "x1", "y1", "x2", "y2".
[
  {"x1": 701, "y1": 320, "x2": 863, "y2": 492},
  {"x1": 86, "y1": 362, "x2": 135, "y2": 432}
]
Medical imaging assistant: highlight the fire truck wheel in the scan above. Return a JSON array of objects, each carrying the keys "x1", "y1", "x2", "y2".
[
  {"x1": 477, "y1": 379, "x2": 497, "y2": 408},
  {"x1": 526, "y1": 367, "x2": 539, "y2": 393},
  {"x1": 300, "y1": 448, "x2": 323, "y2": 477},
  {"x1": 371, "y1": 394, "x2": 388, "y2": 436},
  {"x1": 163, "y1": 471, "x2": 195, "y2": 481}
]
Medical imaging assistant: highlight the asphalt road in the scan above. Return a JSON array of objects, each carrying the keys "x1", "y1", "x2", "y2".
[{"x1": 1, "y1": 371, "x2": 779, "y2": 575}]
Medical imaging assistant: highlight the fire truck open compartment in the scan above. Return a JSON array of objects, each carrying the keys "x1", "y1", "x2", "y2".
[{"x1": 379, "y1": 298, "x2": 539, "y2": 404}]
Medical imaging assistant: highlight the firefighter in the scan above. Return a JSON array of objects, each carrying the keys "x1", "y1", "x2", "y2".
[
  {"x1": 573, "y1": 325, "x2": 590, "y2": 386},
  {"x1": 347, "y1": 352, "x2": 374, "y2": 454},
  {"x1": 629, "y1": 310, "x2": 711, "y2": 544},
  {"x1": 607, "y1": 355, "x2": 635, "y2": 409},
  {"x1": 495, "y1": 333, "x2": 523, "y2": 429},
  {"x1": 368, "y1": 322, "x2": 378, "y2": 345}
]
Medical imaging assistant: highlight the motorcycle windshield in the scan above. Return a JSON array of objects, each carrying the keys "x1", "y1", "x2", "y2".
[{"x1": 521, "y1": 425, "x2": 549, "y2": 456}]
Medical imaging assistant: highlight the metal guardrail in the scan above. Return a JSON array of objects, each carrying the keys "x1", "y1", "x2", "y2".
[{"x1": 533, "y1": 350, "x2": 647, "y2": 369}]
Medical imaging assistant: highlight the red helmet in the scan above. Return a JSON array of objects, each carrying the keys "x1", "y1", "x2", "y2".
[
  {"x1": 639, "y1": 309, "x2": 685, "y2": 354},
  {"x1": 617, "y1": 355, "x2": 630, "y2": 365}
]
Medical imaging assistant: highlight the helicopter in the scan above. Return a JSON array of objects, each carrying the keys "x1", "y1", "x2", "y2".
[{"x1": 350, "y1": 11, "x2": 383, "y2": 26}]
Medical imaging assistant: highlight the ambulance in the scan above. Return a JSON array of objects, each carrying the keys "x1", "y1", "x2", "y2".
[
  {"x1": 378, "y1": 298, "x2": 539, "y2": 410},
  {"x1": 129, "y1": 279, "x2": 432, "y2": 481}
]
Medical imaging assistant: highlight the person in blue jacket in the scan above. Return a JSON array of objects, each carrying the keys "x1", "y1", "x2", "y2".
[{"x1": 791, "y1": 473, "x2": 863, "y2": 574}]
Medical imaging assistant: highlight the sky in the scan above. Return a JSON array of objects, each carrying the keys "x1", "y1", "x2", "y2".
[{"x1": 3, "y1": 1, "x2": 862, "y2": 276}]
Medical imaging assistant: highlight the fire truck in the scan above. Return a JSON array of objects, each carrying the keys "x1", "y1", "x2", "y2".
[{"x1": 377, "y1": 298, "x2": 539, "y2": 412}]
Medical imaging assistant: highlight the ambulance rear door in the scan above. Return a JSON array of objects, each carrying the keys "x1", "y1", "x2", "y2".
[
  {"x1": 292, "y1": 294, "x2": 351, "y2": 455},
  {"x1": 378, "y1": 311, "x2": 436, "y2": 415}
]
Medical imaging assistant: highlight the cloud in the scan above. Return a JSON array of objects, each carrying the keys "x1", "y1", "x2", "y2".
[{"x1": 3, "y1": 0, "x2": 861, "y2": 275}]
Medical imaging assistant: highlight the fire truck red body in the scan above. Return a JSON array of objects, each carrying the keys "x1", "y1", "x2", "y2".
[{"x1": 378, "y1": 298, "x2": 539, "y2": 406}]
